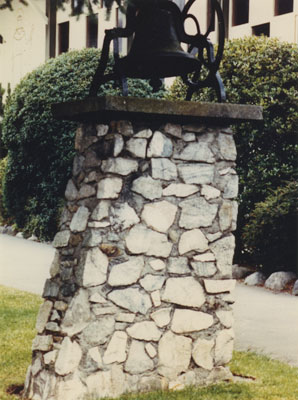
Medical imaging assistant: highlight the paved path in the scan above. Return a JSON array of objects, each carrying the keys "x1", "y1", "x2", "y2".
[
  {"x1": 1, "y1": 234, "x2": 298, "y2": 367},
  {"x1": 233, "y1": 283, "x2": 298, "y2": 367},
  {"x1": 0, "y1": 234, "x2": 55, "y2": 295}
]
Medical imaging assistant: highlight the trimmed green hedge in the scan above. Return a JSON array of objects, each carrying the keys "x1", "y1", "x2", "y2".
[
  {"x1": 243, "y1": 182, "x2": 297, "y2": 274},
  {"x1": 2, "y1": 48, "x2": 165, "y2": 240},
  {"x1": 169, "y1": 36, "x2": 298, "y2": 272}
]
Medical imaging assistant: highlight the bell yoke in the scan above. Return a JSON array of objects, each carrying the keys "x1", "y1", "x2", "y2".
[{"x1": 89, "y1": 0, "x2": 226, "y2": 102}]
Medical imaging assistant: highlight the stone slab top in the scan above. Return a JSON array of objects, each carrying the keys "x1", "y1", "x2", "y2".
[{"x1": 52, "y1": 96, "x2": 263, "y2": 125}]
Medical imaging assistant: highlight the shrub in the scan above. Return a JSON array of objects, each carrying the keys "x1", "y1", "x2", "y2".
[
  {"x1": 242, "y1": 182, "x2": 298, "y2": 274},
  {"x1": 2, "y1": 48, "x2": 166, "y2": 240},
  {"x1": 169, "y1": 36, "x2": 298, "y2": 271},
  {"x1": 0, "y1": 156, "x2": 10, "y2": 225}
]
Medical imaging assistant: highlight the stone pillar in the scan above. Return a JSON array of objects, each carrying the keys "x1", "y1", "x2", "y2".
[{"x1": 24, "y1": 97, "x2": 262, "y2": 400}]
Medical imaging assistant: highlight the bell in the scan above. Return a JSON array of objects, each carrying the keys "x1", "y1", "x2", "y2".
[{"x1": 117, "y1": 2, "x2": 200, "y2": 79}]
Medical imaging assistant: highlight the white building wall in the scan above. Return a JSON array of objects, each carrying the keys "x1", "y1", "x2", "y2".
[
  {"x1": 0, "y1": 0, "x2": 297, "y2": 95},
  {"x1": 0, "y1": 0, "x2": 46, "y2": 94}
]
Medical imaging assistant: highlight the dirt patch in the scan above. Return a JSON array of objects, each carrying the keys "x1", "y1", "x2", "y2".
[{"x1": 6, "y1": 384, "x2": 24, "y2": 397}]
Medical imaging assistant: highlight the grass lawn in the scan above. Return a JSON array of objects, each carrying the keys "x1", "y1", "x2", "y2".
[{"x1": 0, "y1": 285, "x2": 297, "y2": 400}]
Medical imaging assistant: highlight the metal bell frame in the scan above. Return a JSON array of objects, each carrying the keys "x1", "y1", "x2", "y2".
[{"x1": 89, "y1": 0, "x2": 226, "y2": 102}]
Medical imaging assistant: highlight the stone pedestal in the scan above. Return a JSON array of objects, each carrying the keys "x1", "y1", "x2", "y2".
[{"x1": 24, "y1": 97, "x2": 262, "y2": 400}]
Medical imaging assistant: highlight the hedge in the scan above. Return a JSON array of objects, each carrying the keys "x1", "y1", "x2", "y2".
[
  {"x1": 169, "y1": 36, "x2": 298, "y2": 272},
  {"x1": 2, "y1": 48, "x2": 166, "y2": 240}
]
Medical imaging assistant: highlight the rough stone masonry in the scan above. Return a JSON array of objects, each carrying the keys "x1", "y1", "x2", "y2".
[{"x1": 24, "y1": 115, "x2": 242, "y2": 399}]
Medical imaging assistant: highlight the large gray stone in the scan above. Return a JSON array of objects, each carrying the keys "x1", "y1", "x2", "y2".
[
  {"x1": 179, "y1": 198, "x2": 218, "y2": 229},
  {"x1": 201, "y1": 184, "x2": 221, "y2": 200},
  {"x1": 35, "y1": 301, "x2": 53, "y2": 334},
  {"x1": 141, "y1": 200, "x2": 177, "y2": 233},
  {"x1": 217, "y1": 133, "x2": 237, "y2": 161},
  {"x1": 86, "y1": 364, "x2": 126, "y2": 399},
  {"x1": 91, "y1": 200, "x2": 110, "y2": 221},
  {"x1": 97, "y1": 177, "x2": 123, "y2": 199},
  {"x1": 174, "y1": 142, "x2": 215, "y2": 163},
  {"x1": 171, "y1": 309, "x2": 213, "y2": 333},
  {"x1": 178, "y1": 164, "x2": 215, "y2": 185},
  {"x1": 108, "y1": 256, "x2": 144, "y2": 287},
  {"x1": 108, "y1": 287, "x2": 152, "y2": 315},
  {"x1": 101, "y1": 157, "x2": 138, "y2": 176},
  {"x1": 147, "y1": 131, "x2": 173, "y2": 157},
  {"x1": 78, "y1": 184, "x2": 96, "y2": 199},
  {"x1": 219, "y1": 200, "x2": 234, "y2": 232},
  {"x1": 131, "y1": 176, "x2": 163, "y2": 200},
  {"x1": 103, "y1": 331, "x2": 128, "y2": 364},
  {"x1": 65, "y1": 179, "x2": 78, "y2": 201},
  {"x1": 150, "y1": 308, "x2": 172, "y2": 327},
  {"x1": 265, "y1": 271, "x2": 296, "y2": 291},
  {"x1": 191, "y1": 261, "x2": 217, "y2": 277},
  {"x1": 158, "y1": 331, "x2": 192, "y2": 379},
  {"x1": 52, "y1": 230, "x2": 70, "y2": 248},
  {"x1": 125, "y1": 340, "x2": 154, "y2": 374},
  {"x1": 126, "y1": 138, "x2": 147, "y2": 158},
  {"x1": 244, "y1": 271, "x2": 266, "y2": 286},
  {"x1": 162, "y1": 183, "x2": 199, "y2": 198},
  {"x1": 223, "y1": 174, "x2": 239, "y2": 199},
  {"x1": 127, "y1": 321, "x2": 161, "y2": 341},
  {"x1": 126, "y1": 224, "x2": 172, "y2": 257},
  {"x1": 81, "y1": 316, "x2": 115, "y2": 347},
  {"x1": 61, "y1": 289, "x2": 91, "y2": 336},
  {"x1": 162, "y1": 277, "x2": 205, "y2": 308},
  {"x1": 214, "y1": 329, "x2": 234, "y2": 365},
  {"x1": 216, "y1": 310, "x2": 234, "y2": 328},
  {"x1": 70, "y1": 206, "x2": 90, "y2": 232},
  {"x1": 140, "y1": 274, "x2": 165, "y2": 292},
  {"x1": 192, "y1": 338, "x2": 214, "y2": 370},
  {"x1": 178, "y1": 229, "x2": 209, "y2": 255},
  {"x1": 32, "y1": 335, "x2": 53, "y2": 352},
  {"x1": 151, "y1": 158, "x2": 178, "y2": 181},
  {"x1": 167, "y1": 257, "x2": 189, "y2": 274},
  {"x1": 113, "y1": 133, "x2": 124, "y2": 156},
  {"x1": 55, "y1": 337, "x2": 82, "y2": 376},
  {"x1": 79, "y1": 247, "x2": 109, "y2": 287},
  {"x1": 204, "y1": 279, "x2": 236, "y2": 293},
  {"x1": 111, "y1": 202, "x2": 140, "y2": 231},
  {"x1": 210, "y1": 236, "x2": 235, "y2": 277}
]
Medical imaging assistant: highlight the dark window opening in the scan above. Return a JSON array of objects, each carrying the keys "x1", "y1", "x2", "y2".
[
  {"x1": 207, "y1": 0, "x2": 215, "y2": 32},
  {"x1": 232, "y1": 0, "x2": 249, "y2": 26},
  {"x1": 58, "y1": 22, "x2": 69, "y2": 54},
  {"x1": 86, "y1": 14, "x2": 98, "y2": 48},
  {"x1": 252, "y1": 23, "x2": 270, "y2": 37},
  {"x1": 275, "y1": 0, "x2": 293, "y2": 16},
  {"x1": 0, "y1": 35, "x2": 3, "y2": 44}
]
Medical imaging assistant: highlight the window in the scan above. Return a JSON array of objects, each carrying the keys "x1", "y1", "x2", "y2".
[
  {"x1": 58, "y1": 22, "x2": 69, "y2": 54},
  {"x1": 86, "y1": 14, "x2": 98, "y2": 48},
  {"x1": 275, "y1": 0, "x2": 293, "y2": 16},
  {"x1": 207, "y1": 0, "x2": 215, "y2": 32},
  {"x1": 232, "y1": 0, "x2": 249, "y2": 26},
  {"x1": 252, "y1": 23, "x2": 270, "y2": 37}
]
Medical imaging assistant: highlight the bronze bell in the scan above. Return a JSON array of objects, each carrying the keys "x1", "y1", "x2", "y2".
[
  {"x1": 89, "y1": 0, "x2": 226, "y2": 102},
  {"x1": 117, "y1": 2, "x2": 200, "y2": 79}
]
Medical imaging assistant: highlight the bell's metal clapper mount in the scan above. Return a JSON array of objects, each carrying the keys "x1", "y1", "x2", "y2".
[{"x1": 89, "y1": 0, "x2": 226, "y2": 103}]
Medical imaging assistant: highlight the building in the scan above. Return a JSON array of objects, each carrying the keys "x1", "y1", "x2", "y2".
[{"x1": 0, "y1": 0, "x2": 297, "y2": 94}]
